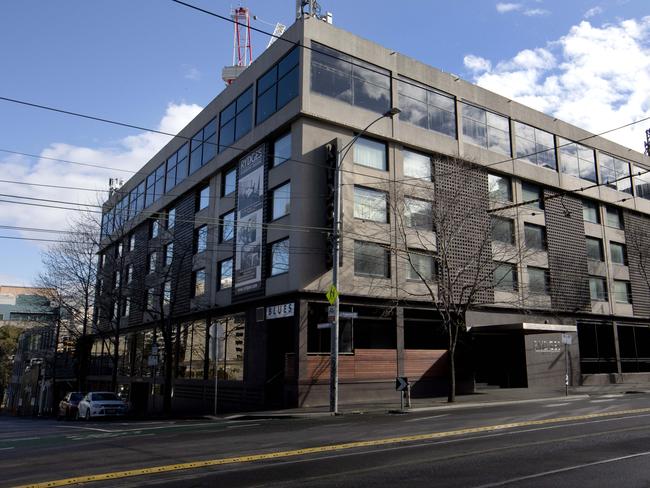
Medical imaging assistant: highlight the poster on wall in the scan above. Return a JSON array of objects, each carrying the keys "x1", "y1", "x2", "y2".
[{"x1": 234, "y1": 144, "x2": 266, "y2": 295}]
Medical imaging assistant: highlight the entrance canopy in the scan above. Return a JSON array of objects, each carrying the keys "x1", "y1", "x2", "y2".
[{"x1": 468, "y1": 322, "x2": 577, "y2": 334}]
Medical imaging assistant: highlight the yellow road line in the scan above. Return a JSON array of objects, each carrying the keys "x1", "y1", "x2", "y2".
[{"x1": 14, "y1": 407, "x2": 650, "y2": 488}]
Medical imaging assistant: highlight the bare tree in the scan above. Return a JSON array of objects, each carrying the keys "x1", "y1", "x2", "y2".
[
  {"x1": 38, "y1": 213, "x2": 99, "y2": 391},
  {"x1": 391, "y1": 156, "x2": 539, "y2": 402}
]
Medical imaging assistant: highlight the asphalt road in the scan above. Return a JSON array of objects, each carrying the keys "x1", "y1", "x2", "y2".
[{"x1": 3, "y1": 393, "x2": 650, "y2": 487}]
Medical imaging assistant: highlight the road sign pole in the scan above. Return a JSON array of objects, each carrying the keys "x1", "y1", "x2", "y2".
[{"x1": 330, "y1": 149, "x2": 341, "y2": 415}]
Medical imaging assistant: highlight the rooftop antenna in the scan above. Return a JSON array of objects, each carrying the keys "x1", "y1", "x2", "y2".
[
  {"x1": 645, "y1": 128, "x2": 650, "y2": 157},
  {"x1": 295, "y1": 0, "x2": 333, "y2": 23},
  {"x1": 222, "y1": 6, "x2": 253, "y2": 85}
]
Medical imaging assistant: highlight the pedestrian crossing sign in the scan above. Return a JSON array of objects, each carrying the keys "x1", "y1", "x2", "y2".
[{"x1": 326, "y1": 285, "x2": 339, "y2": 305}]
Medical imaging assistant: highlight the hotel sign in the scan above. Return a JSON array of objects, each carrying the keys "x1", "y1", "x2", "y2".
[
  {"x1": 234, "y1": 144, "x2": 266, "y2": 295},
  {"x1": 266, "y1": 303, "x2": 295, "y2": 320}
]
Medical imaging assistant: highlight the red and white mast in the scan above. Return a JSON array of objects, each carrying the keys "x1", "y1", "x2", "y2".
[{"x1": 222, "y1": 6, "x2": 253, "y2": 85}]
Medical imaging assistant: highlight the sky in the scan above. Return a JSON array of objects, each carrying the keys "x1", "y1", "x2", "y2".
[{"x1": 1, "y1": 0, "x2": 649, "y2": 285}]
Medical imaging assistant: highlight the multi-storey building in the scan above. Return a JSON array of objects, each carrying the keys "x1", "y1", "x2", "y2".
[{"x1": 92, "y1": 17, "x2": 650, "y2": 413}]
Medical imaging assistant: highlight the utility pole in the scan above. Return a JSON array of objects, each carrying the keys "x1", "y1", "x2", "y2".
[{"x1": 330, "y1": 108, "x2": 400, "y2": 414}]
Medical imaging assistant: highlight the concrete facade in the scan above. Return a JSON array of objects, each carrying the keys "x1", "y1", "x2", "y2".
[{"x1": 92, "y1": 18, "x2": 650, "y2": 413}]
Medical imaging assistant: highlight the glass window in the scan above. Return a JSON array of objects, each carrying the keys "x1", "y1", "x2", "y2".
[
  {"x1": 586, "y1": 237, "x2": 604, "y2": 261},
  {"x1": 491, "y1": 217, "x2": 515, "y2": 245},
  {"x1": 166, "y1": 143, "x2": 189, "y2": 191},
  {"x1": 219, "y1": 87, "x2": 253, "y2": 152},
  {"x1": 147, "y1": 252, "x2": 157, "y2": 275},
  {"x1": 150, "y1": 220, "x2": 160, "y2": 239},
  {"x1": 600, "y1": 154, "x2": 632, "y2": 193},
  {"x1": 114, "y1": 271, "x2": 121, "y2": 289},
  {"x1": 257, "y1": 46, "x2": 299, "y2": 124},
  {"x1": 398, "y1": 77, "x2": 456, "y2": 138},
  {"x1": 488, "y1": 174, "x2": 512, "y2": 202},
  {"x1": 163, "y1": 280, "x2": 172, "y2": 303},
  {"x1": 128, "y1": 234, "x2": 136, "y2": 252},
  {"x1": 528, "y1": 267, "x2": 549, "y2": 295},
  {"x1": 273, "y1": 132, "x2": 291, "y2": 167},
  {"x1": 164, "y1": 242, "x2": 174, "y2": 266},
  {"x1": 610, "y1": 242, "x2": 627, "y2": 265},
  {"x1": 192, "y1": 269, "x2": 206, "y2": 297},
  {"x1": 210, "y1": 314, "x2": 246, "y2": 380},
  {"x1": 354, "y1": 186, "x2": 388, "y2": 222},
  {"x1": 589, "y1": 277, "x2": 607, "y2": 301},
  {"x1": 403, "y1": 150, "x2": 432, "y2": 181},
  {"x1": 407, "y1": 251, "x2": 435, "y2": 281},
  {"x1": 462, "y1": 104, "x2": 511, "y2": 155},
  {"x1": 522, "y1": 181, "x2": 544, "y2": 209},
  {"x1": 271, "y1": 182, "x2": 291, "y2": 220},
  {"x1": 354, "y1": 241, "x2": 390, "y2": 277},
  {"x1": 167, "y1": 208, "x2": 176, "y2": 229},
  {"x1": 122, "y1": 297, "x2": 130, "y2": 317},
  {"x1": 219, "y1": 259, "x2": 233, "y2": 290},
  {"x1": 404, "y1": 198, "x2": 433, "y2": 231},
  {"x1": 583, "y1": 200, "x2": 600, "y2": 224},
  {"x1": 559, "y1": 139, "x2": 596, "y2": 182},
  {"x1": 220, "y1": 211, "x2": 235, "y2": 242},
  {"x1": 222, "y1": 167, "x2": 237, "y2": 196},
  {"x1": 195, "y1": 225, "x2": 208, "y2": 254},
  {"x1": 197, "y1": 185, "x2": 210, "y2": 211},
  {"x1": 311, "y1": 42, "x2": 390, "y2": 115},
  {"x1": 494, "y1": 262, "x2": 518, "y2": 291},
  {"x1": 524, "y1": 223, "x2": 546, "y2": 251},
  {"x1": 514, "y1": 122, "x2": 556, "y2": 170},
  {"x1": 613, "y1": 280, "x2": 632, "y2": 304},
  {"x1": 147, "y1": 287, "x2": 156, "y2": 309},
  {"x1": 605, "y1": 206, "x2": 623, "y2": 229},
  {"x1": 270, "y1": 239, "x2": 290, "y2": 276},
  {"x1": 353, "y1": 137, "x2": 386, "y2": 171},
  {"x1": 126, "y1": 264, "x2": 133, "y2": 284},
  {"x1": 633, "y1": 166, "x2": 650, "y2": 200}
]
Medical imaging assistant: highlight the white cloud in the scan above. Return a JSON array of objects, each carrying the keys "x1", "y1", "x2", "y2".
[
  {"x1": 523, "y1": 8, "x2": 550, "y2": 16},
  {"x1": 463, "y1": 55, "x2": 492, "y2": 73},
  {"x1": 465, "y1": 16, "x2": 650, "y2": 151},
  {"x1": 496, "y1": 2, "x2": 522, "y2": 13},
  {"x1": 0, "y1": 102, "x2": 203, "y2": 244},
  {"x1": 183, "y1": 66, "x2": 202, "y2": 81},
  {"x1": 584, "y1": 6, "x2": 603, "y2": 19}
]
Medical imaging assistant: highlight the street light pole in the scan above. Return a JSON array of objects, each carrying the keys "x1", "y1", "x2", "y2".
[{"x1": 330, "y1": 107, "x2": 400, "y2": 415}]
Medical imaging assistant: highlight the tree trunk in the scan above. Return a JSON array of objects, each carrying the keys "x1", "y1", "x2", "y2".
[
  {"x1": 447, "y1": 346, "x2": 456, "y2": 403},
  {"x1": 163, "y1": 344, "x2": 173, "y2": 415}
]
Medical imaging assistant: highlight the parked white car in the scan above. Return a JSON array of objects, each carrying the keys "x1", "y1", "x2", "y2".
[{"x1": 77, "y1": 392, "x2": 129, "y2": 420}]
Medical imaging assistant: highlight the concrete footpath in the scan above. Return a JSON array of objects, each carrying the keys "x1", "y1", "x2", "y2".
[{"x1": 215, "y1": 384, "x2": 650, "y2": 420}]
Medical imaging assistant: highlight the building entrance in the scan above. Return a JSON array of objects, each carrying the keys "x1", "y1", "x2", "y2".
[{"x1": 472, "y1": 332, "x2": 528, "y2": 388}]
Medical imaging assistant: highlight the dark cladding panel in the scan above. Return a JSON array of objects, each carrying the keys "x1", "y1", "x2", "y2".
[
  {"x1": 544, "y1": 190, "x2": 590, "y2": 311},
  {"x1": 623, "y1": 212, "x2": 650, "y2": 317},
  {"x1": 434, "y1": 158, "x2": 493, "y2": 304},
  {"x1": 128, "y1": 223, "x2": 150, "y2": 327},
  {"x1": 170, "y1": 192, "x2": 196, "y2": 316}
]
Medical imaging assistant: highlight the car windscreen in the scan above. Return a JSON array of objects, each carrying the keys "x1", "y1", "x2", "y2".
[{"x1": 92, "y1": 393, "x2": 119, "y2": 401}]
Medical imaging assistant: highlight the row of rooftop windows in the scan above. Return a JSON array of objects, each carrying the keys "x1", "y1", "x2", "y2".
[
  {"x1": 101, "y1": 47, "x2": 299, "y2": 238},
  {"x1": 310, "y1": 42, "x2": 650, "y2": 201}
]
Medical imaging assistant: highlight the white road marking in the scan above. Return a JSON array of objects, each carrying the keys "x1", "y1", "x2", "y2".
[
  {"x1": 0, "y1": 436, "x2": 41, "y2": 442},
  {"x1": 472, "y1": 450, "x2": 650, "y2": 487},
  {"x1": 590, "y1": 399, "x2": 617, "y2": 403},
  {"x1": 405, "y1": 414, "x2": 450, "y2": 423},
  {"x1": 56, "y1": 421, "x2": 216, "y2": 434},
  {"x1": 544, "y1": 403, "x2": 571, "y2": 408},
  {"x1": 0, "y1": 447, "x2": 15, "y2": 450}
]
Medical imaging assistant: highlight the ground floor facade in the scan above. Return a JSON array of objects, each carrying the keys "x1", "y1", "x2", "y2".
[{"x1": 85, "y1": 293, "x2": 650, "y2": 414}]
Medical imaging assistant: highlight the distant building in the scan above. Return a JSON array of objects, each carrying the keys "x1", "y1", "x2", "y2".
[
  {"x1": 92, "y1": 17, "x2": 650, "y2": 414},
  {"x1": 1, "y1": 286, "x2": 74, "y2": 415}
]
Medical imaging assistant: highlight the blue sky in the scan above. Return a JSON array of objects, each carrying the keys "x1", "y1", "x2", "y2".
[{"x1": 1, "y1": 0, "x2": 649, "y2": 285}]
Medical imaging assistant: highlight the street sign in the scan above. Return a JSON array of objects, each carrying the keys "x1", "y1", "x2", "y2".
[
  {"x1": 326, "y1": 284, "x2": 339, "y2": 305},
  {"x1": 339, "y1": 312, "x2": 358, "y2": 319},
  {"x1": 327, "y1": 305, "x2": 335, "y2": 320},
  {"x1": 561, "y1": 333, "x2": 572, "y2": 345},
  {"x1": 317, "y1": 322, "x2": 332, "y2": 329},
  {"x1": 396, "y1": 376, "x2": 409, "y2": 391}
]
